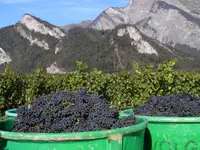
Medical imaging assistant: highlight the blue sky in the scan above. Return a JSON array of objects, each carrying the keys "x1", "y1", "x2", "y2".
[{"x1": 0, "y1": 0, "x2": 129, "y2": 28}]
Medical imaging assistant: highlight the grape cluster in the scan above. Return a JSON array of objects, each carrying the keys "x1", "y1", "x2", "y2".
[
  {"x1": 135, "y1": 93, "x2": 200, "y2": 117},
  {"x1": 12, "y1": 88, "x2": 137, "y2": 133}
]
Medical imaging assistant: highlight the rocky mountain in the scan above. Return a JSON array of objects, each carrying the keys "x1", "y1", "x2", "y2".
[
  {"x1": 0, "y1": 13, "x2": 200, "y2": 74},
  {"x1": 0, "y1": 13, "x2": 66, "y2": 73},
  {"x1": 61, "y1": 20, "x2": 93, "y2": 32},
  {"x1": 89, "y1": 0, "x2": 200, "y2": 56}
]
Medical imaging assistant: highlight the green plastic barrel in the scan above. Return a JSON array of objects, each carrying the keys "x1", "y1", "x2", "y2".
[
  {"x1": 121, "y1": 109, "x2": 200, "y2": 150},
  {"x1": 0, "y1": 118, "x2": 148, "y2": 150},
  {"x1": 119, "y1": 109, "x2": 134, "y2": 119},
  {"x1": 137, "y1": 115, "x2": 200, "y2": 150},
  {"x1": 0, "y1": 119, "x2": 13, "y2": 150},
  {"x1": 0, "y1": 119, "x2": 13, "y2": 132},
  {"x1": 5, "y1": 109, "x2": 17, "y2": 120}
]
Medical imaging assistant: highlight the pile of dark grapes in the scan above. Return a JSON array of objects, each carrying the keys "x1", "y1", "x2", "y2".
[
  {"x1": 135, "y1": 93, "x2": 200, "y2": 117},
  {"x1": 12, "y1": 88, "x2": 137, "y2": 133}
]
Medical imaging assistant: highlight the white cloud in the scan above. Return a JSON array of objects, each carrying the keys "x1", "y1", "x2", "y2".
[{"x1": 0, "y1": 0, "x2": 36, "y2": 4}]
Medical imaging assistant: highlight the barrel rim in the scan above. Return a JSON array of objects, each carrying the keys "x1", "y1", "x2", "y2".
[
  {"x1": 136, "y1": 115, "x2": 200, "y2": 123},
  {"x1": 5, "y1": 109, "x2": 17, "y2": 117},
  {"x1": 0, "y1": 118, "x2": 148, "y2": 141}
]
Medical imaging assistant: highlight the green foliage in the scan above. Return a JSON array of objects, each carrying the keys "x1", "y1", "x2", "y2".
[
  {"x1": 0, "y1": 66, "x2": 26, "y2": 113},
  {"x1": 0, "y1": 60, "x2": 200, "y2": 115},
  {"x1": 25, "y1": 68, "x2": 49, "y2": 104}
]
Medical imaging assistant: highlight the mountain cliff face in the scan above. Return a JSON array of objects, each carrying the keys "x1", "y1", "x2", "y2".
[
  {"x1": 0, "y1": 14, "x2": 66, "y2": 73},
  {"x1": 0, "y1": 13, "x2": 200, "y2": 73},
  {"x1": 17, "y1": 14, "x2": 65, "y2": 52},
  {"x1": 61, "y1": 20, "x2": 93, "y2": 32},
  {"x1": 89, "y1": 0, "x2": 200, "y2": 54}
]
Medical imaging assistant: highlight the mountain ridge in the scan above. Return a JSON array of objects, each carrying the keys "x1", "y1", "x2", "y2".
[
  {"x1": 61, "y1": 20, "x2": 93, "y2": 32},
  {"x1": 0, "y1": 11, "x2": 200, "y2": 73},
  {"x1": 87, "y1": 0, "x2": 200, "y2": 55}
]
